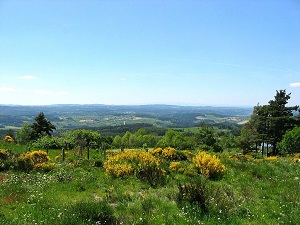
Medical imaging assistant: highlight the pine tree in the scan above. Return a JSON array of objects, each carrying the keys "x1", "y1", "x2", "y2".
[{"x1": 30, "y1": 112, "x2": 56, "y2": 140}]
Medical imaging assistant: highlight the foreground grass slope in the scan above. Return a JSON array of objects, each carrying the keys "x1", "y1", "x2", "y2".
[{"x1": 0, "y1": 142, "x2": 299, "y2": 225}]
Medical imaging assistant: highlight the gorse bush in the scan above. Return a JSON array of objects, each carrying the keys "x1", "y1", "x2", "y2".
[
  {"x1": 150, "y1": 147, "x2": 187, "y2": 161},
  {"x1": 25, "y1": 150, "x2": 50, "y2": 164},
  {"x1": 169, "y1": 161, "x2": 181, "y2": 171},
  {"x1": 105, "y1": 163, "x2": 134, "y2": 177},
  {"x1": 17, "y1": 150, "x2": 50, "y2": 172},
  {"x1": 3, "y1": 135, "x2": 14, "y2": 143},
  {"x1": 169, "y1": 161, "x2": 185, "y2": 173},
  {"x1": 192, "y1": 151, "x2": 226, "y2": 179},
  {"x1": 34, "y1": 162, "x2": 56, "y2": 172},
  {"x1": 104, "y1": 150, "x2": 166, "y2": 186},
  {"x1": 266, "y1": 156, "x2": 278, "y2": 161},
  {"x1": 292, "y1": 153, "x2": 300, "y2": 163},
  {"x1": 136, "y1": 151, "x2": 166, "y2": 187},
  {"x1": 0, "y1": 149, "x2": 9, "y2": 160}
]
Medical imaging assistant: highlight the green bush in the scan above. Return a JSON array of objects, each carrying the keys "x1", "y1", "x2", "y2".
[
  {"x1": 177, "y1": 178, "x2": 208, "y2": 214},
  {"x1": 93, "y1": 159, "x2": 103, "y2": 167},
  {"x1": 0, "y1": 149, "x2": 13, "y2": 171},
  {"x1": 58, "y1": 201, "x2": 117, "y2": 225}
]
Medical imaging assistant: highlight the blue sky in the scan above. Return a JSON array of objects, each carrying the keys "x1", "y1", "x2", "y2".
[{"x1": 0, "y1": 0, "x2": 299, "y2": 106}]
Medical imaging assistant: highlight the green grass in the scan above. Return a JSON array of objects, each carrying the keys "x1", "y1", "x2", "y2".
[{"x1": 1, "y1": 144, "x2": 300, "y2": 225}]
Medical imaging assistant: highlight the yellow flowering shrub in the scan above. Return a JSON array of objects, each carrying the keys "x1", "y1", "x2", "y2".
[
  {"x1": 104, "y1": 163, "x2": 134, "y2": 177},
  {"x1": 104, "y1": 150, "x2": 165, "y2": 186},
  {"x1": 182, "y1": 150, "x2": 194, "y2": 160},
  {"x1": 169, "y1": 161, "x2": 181, "y2": 171},
  {"x1": 25, "y1": 150, "x2": 50, "y2": 164},
  {"x1": 149, "y1": 147, "x2": 163, "y2": 157},
  {"x1": 292, "y1": 153, "x2": 300, "y2": 163},
  {"x1": 0, "y1": 149, "x2": 9, "y2": 160},
  {"x1": 162, "y1": 147, "x2": 177, "y2": 160},
  {"x1": 137, "y1": 151, "x2": 160, "y2": 167},
  {"x1": 3, "y1": 135, "x2": 14, "y2": 143},
  {"x1": 105, "y1": 150, "x2": 118, "y2": 156},
  {"x1": 244, "y1": 154, "x2": 253, "y2": 160},
  {"x1": 266, "y1": 156, "x2": 277, "y2": 161},
  {"x1": 34, "y1": 162, "x2": 56, "y2": 172},
  {"x1": 192, "y1": 151, "x2": 226, "y2": 179},
  {"x1": 150, "y1": 147, "x2": 187, "y2": 161},
  {"x1": 17, "y1": 150, "x2": 50, "y2": 172},
  {"x1": 228, "y1": 153, "x2": 255, "y2": 162}
]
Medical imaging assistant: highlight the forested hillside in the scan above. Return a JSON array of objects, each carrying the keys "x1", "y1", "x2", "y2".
[{"x1": 0, "y1": 104, "x2": 251, "y2": 137}]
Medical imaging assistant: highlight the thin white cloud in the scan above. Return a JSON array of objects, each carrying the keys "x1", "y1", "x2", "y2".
[
  {"x1": 20, "y1": 75, "x2": 37, "y2": 79},
  {"x1": 0, "y1": 87, "x2": 16, "y2": 92},
  {"x1": 290, "y1": 82, "x2": 300, "y2": 88}
]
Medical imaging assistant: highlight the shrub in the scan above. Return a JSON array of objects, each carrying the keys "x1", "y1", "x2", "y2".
[
  {"x1": 278, "y1": 126, "x2": 300, "y2": 154},
  {"x1": 169, "y1": 161, "x2": 185, "y2": 173},
  {"x1": 266, "y1": 156, "x2": 278, "y2": 161},
  {"x1": 150, "y1": 147, "x2": 187, "y2": 161},
  {"x1": 26, "y1": 150, "x2": 50, "y2": 164},
  {"x1": 16, "y1": 154, "x2": 34, "y2": 172},
  {"x1": 177, "y1": 178, "x2": 240, "y2": 219},
  {"x1": 3, "y1": 135, "x2": 14, "y2": 143},
  {"x1": 0, "y1": 159, "x2": 13, "y2": 171},
  {"x1": 93, "y1": 159, "x2": 103, "y2": 167},
  {"x1": 0, "y1": 149, "x2": 9, "y2": 160},
  {"x1": 177, "y1": 178, "x2": 208, "y2": 214},
  {"x1": 104, "y1": 150, "x2": 166, "y2": 186},
  {"x1": 0, "y1": 149, "x2": 13, "y2": 171},
  {"x1": 182, "y1": 150, "x2": 194, "y2": 160},
  {"x1": 16, "y1": 150, "x2": 50, "y2": 172},
  {"x1": 169, "y1": 161, "x2": 181, "y2": 171},
  {"x1": 192, "y1": 151, "x2": 226, "y2": 179},
  {"x1": 34, "y1": 162, "x2": 56, "y2": 172},
  {"x1": 136, "y1": 151, "x2": 166, "y2": 186},
  {"x1": 105, "y1": 163, "x2": 134, "y2": 178},
  {"x1": 58, "y1": 201, "x2": 117, "y2": 225},
  {"x1": 292, "y1": 153, "x2": 300, "y2": 163}
]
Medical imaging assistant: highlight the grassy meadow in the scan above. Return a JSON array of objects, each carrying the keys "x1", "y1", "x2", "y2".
[{"x1": 1, "y1": 141, "x2": 300, "y2": 225}]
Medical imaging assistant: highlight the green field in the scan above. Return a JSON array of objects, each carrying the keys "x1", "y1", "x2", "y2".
[{"x1": 1, "y1": 142, "x2": 299, "y2": 225}]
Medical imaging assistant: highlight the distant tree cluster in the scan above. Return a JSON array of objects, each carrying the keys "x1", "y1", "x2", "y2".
[
  {"x1": 240, "y1": 90, "x2": 299, "y2": 155},
  {"x1": 4, "y1": 90, "x2": 300, "y2": 156},
  {"x1": 9, "y1": 112, "x2": 236, "y2": 153}
]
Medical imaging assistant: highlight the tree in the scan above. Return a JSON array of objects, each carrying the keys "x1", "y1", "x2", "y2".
[
  {"x1": 238, "y1": 125, "x2": 256, "y2": 153},
  {"x1": 267, "y1": 90, "x2": 298, "y2": 155},
  {"x1": 15, "y1": 124, "x2": 32, "y2": 144},
  {"x1": 243, "y1": 104, "x2": 270, "y2": 154},
  {"x1": 277, "y1": 126, "x2": 300, "y2": 154},
  {"x1": 163, "y1": 130, "x2": 194, "y2": 149},
  {"x1": 30, "y1": 112, "x2": 56, "y2": 140},
  {"x1": 112, "y1": 135, "x2": 122, "y2": 148},
  {"x1": 121, "y1": 131, "x2": 132, "y2": 149},
  {"x1": 245, "y1": 90, "x2": 299, "y2": 155},
  {"x1": 63, "y1": 129, "x2": 103, "y2": 156},
  {"x1": 195, "y1": 126, "x2": 222, "y2": 152},
  {"x1": 195, "y1": 126, "x2": 216, "y2": 147}
]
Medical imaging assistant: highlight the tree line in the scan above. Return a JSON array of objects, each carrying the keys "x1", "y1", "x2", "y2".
[{"x1": 3, "y1": 90, "x2": 300, "y2": 155}]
